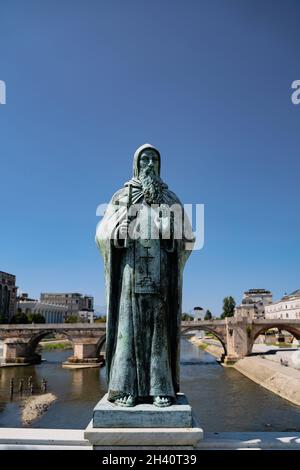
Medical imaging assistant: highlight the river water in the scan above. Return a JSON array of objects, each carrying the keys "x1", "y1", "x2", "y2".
[{"x1": 0, "y1": 339, "x2": 300, "y2": 431}]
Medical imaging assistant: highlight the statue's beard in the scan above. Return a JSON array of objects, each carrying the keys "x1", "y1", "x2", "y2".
[{"x1": 139, "y1": 168, "x2": 164, "y2": 205}]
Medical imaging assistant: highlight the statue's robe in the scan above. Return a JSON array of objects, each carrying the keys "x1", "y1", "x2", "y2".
[{"x1": 96, "y1": 177, "x2": 193, "y2": 400}]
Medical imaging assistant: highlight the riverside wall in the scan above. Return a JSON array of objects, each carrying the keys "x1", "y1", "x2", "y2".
[
  {"x1": 188, "y1": 336, "x2": 224, "y2": 360},
  {"x1": 234, "y1": 357, "x2": 300, "y2": 407},
  {"x1": 189, "y1": 336, "x2": 300, "y2": 407}
]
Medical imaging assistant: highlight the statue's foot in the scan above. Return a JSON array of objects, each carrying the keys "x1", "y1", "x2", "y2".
[
  {"x1": 115, "y1": 394, "x2": 136, "y2": 407},
  {"x1": 153, "y1": 396, "x2": 172, "y2": 407}
]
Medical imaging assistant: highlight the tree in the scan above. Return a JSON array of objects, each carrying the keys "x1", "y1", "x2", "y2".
[
  {"x1": 221, "y1": 296, "x2": 236, "y2": 319},
  {"x1": 10, "y1": 312, "x2": 29, "y2": 324},
  {"x1": 95, "y1": 316, "x2": 107, "y2": 323},
  {"x1": 65, "y1": 315, "x2": 79, "y2": 324},
  {"x1": 204, "y1": 309, "x2": 212, "y2": 320},
  {"x1": 181, "y1": 313, "x2": 194, "y2": 321},
  {"x1": 28, "y1": 313, "x2": 46, "y2": 324},
  {"x1": 0, "y1": 312, "x2": 6, "y2": 324}
]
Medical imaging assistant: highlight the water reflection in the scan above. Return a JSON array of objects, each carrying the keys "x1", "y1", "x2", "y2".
[
  {"x1": 180, "y1": 340, "x2": 300, "y2": 432},
  {"x1": 0, "y1": 340, "x2": 299, "y2": 431}
]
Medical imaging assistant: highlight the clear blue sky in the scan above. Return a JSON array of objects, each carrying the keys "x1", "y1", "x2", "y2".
[{"x1": 1, "y1": 0, "x2": 299, "y2": 315}]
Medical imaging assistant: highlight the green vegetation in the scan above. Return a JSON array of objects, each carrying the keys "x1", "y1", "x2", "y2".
[
  {"x1": 10, "y1": 312, "x2": 29, "y2": 324},
  {"x1": 246, "y1": 325, "x2": 252, "y2": 337},
  {"x1": 65, "y1": 315, "x2": 79, "y2": 323},
  {"x1": 198, "y1": 342, "x2": 208, "y2": 350},
  {"x1": 221, "y1": 296, "x2": 236, "y2": 319},
  {"x1": 181, "y1": 313, "x2": 194, "y2": 321},
  {"x1": 28, "y1": 313, "x2": 46, "y2": 324},
  {"x1": 95, "y1": 316, "x2": 107, "y2": 323},
  {"x1": 204, "y1": 332, "x2": 214, "y2": 338},
  {"x1": 41, "y1": 341, "x2": 72, "y2": 350},
  {"x1": 10, "y1": 312, "x2": 46, "y2": 324},
  {"x1": 0, "y1": 312, "x2": 6, "y2": 323},
  {"x1": 204, "y1": 310, "x2": 212, "y2": 320}
]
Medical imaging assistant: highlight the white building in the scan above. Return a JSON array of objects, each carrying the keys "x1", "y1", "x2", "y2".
[
  {"x1": 40, "y1": 293, "x2": 94, "y2": 317},
  {"x1": 78, "y1": 310, "x2": 96, "y2": 323},
  {"x1": 193, "y1": 307, "x2": 205, "y2": 321},
  {"x1": 265, "y1": 289, "x2": 300, "y2": 320},
  {"x1": 17, "y1": 294, "x2": 67, "y2": 323}
]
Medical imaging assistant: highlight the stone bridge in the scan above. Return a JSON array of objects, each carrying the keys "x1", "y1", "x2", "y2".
[
  {"x1": 0, "y1": 318, "x2": 300, "y2": 366},
  {"x1": 0, "y1": 324, "x2": 106, "y2": 367},
  {"x1": 181, "y1": 318, "x2": 300, "y2": 363}
]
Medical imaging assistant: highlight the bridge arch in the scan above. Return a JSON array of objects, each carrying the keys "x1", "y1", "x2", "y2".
[
  {"x1": 181, "y1": 326, "x2": 227, "y2": 356},
  {"x1": 26, "y1": 329, "x2": 74, "y2": 357},
  {"x1": 96, "y1": 334, "x2": 106, "y2": 357},
  {"x1": 250, "y1": 324, "x2": 300, "y2": 354}
]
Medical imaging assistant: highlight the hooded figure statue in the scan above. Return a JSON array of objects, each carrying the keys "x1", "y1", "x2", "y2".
[{"x1": 96, "y1": 144, "x2": 194, "y2": 407}]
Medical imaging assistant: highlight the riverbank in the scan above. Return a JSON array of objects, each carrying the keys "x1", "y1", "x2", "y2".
[
  {"x1": 39, "y1": 339, "x2": 72, "y2": 350},
  {"x1": 189, "y1": 336, "x2": 223, "y2": 360},
  {"x1": 235, "y1": 357, "x2": 300, "y2": 407},
  {"x1": 189, "y1": 336, "x2": 300, "y2": 407}
]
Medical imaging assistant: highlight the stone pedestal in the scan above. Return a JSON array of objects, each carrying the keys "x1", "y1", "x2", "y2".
[{"x1": 84, "y1": 393, "x2": 203, "y2": 448}]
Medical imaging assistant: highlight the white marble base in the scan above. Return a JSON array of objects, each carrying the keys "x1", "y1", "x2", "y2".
[
  {"x1": 84, "y1": 417, "x2": 203, "y2": 448},
  {"x1": 1, "y1": 428, "x2": 299, "y2": 450},
  {"x1": 0, "y1": 428, "x2": 91, "y2": 447}
]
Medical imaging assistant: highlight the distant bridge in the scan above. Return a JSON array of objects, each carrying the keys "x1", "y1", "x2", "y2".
[
  {"x1": 181, "y1": 318, "x2": 300, "y2": 363},
  {"x1": 0, "y1": 318, "x2": 299, "y2": 366},
  {"x1": 0, "y1": 323, "x2": 106, "y2": 366}
]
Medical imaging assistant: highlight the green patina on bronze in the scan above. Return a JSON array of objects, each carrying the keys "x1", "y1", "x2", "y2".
[{"x1": 95, "y1": 144, "x2": 194, "y2": 407}]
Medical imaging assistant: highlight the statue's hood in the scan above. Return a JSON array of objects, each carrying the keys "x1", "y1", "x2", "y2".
[{"x1": 133, "y1": 143, "x2": 161, "y2": 178}]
